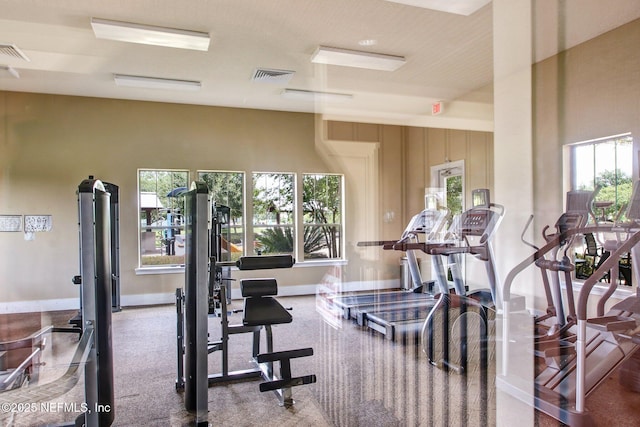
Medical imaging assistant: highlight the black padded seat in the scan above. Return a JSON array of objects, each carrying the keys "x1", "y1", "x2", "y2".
[
  {"x1": 243, "y1": 297, "x2": 292, "y2": 326},
  {"x1": 241, "y1": 278, "x2": 292, "y2": 326}
]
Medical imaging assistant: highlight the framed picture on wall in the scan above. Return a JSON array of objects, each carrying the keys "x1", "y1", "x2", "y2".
[{"x1": 0, "y1": 215, "x2": 22, "y2": 232}]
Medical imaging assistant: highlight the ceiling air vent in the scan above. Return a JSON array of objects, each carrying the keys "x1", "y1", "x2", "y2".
[
  {"x1": 0, "y1": 44, "x2": 30, "y2": 61},
  {"x1": 252, "y1": 68, "x2": 295, "y2": 84}
]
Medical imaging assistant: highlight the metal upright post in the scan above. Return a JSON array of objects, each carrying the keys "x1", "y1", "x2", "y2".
[
  {"x1": 103, "y1": 181, "x2": 121, "y2": 312},
  {"x1": 184, "y1": 182, "x2": 211, "y2": 424},
  {"x1": 78, "y1": 178, "x2": 115, "y2": 426}
]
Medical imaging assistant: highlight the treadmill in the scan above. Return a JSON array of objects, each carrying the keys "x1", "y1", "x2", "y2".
[
  {"x1": 330, "y1": 206, "x2": 449, "y2": 320},
  {"x1": 361, "y1": 189, "x2": 505, "y2": 341}
]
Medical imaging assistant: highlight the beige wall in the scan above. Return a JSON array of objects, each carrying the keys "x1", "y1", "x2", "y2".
[
  {"x1": 323, "y1": 120, "x2": 494, "y2": 287},
  {"x1": 3, "y1": 17, "x2": 636, "y2": 311},
  {"x1": 534, "y1": 17, "x2": 640, "y2": 234},
  {"x1": 532, "y1": 18, "x2": 640, "y2": 312},
  {"x1": 404, "y1": 126, "x2": 494, "y2": 214},
  {"x1": 3, "y1": 93, "x2": 489, "y2": 309},
  {"x1": 0, "y1": 92, "x2": 333, "y2": 307},
  {"x1": 326, "y1": 121, "x2": 493, "y2": 230}
]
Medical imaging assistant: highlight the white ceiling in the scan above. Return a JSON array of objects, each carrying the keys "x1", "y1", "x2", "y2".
[{"x1": 0, "y1": 0, "x2": 639, "y2": 131}]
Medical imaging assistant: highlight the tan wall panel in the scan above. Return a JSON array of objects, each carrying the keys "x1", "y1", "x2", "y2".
[
  {"x1": 447, "y1": 130, "x2": 467, "y2": 162},
  {"x1": 355, "y1": 123, "x2": 381, "y2": 142},
  {"x1": 426, "y1": 128, "x2": 447, "y2": 166},
  {"x1": 531, "y1": 18, "x2": 640, "y2": 310},
  {"x1": 405, "y1": 128, "x2": 427, "y2": 217},
  {"x1": 327, "y1": 121, "x2": 355, "y2": 141},
  {"x1": 467, "y1": 132, "x2": 490, "y2": 190},
  {"x1": 533, "y1": 18, "x2": 640, "y2": 229},
  {"x1": 380, "y1": 125, "x2": 404, "y2": 241},
  {"x1": 0, "y1": 92, "x2": 332, "y2": 304}
]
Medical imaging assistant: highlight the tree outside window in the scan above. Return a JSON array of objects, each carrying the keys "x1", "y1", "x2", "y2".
[
  {"x1": 252, "y1": 173, "x2": 295, "y2": 255},
  {"x1": 572, "y1": 134, "x2": 634, "y2": 287},
  {"x1": 303, "y1": 174, "x2": 343, "y2": 260},
  {"x1": 139, "y1": 169, "x2": 344, "y2": 266},
  {"x1": 198, "y1": 171, "x2": 244, "y2": 260},
  {"x1": 138, "y1": 169, "x2": 189, "y2": 266},
  {"x1": 573, "y1": 135, "x2": 633, "y2": 221}
]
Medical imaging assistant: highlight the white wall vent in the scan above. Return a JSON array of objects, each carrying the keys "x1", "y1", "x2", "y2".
[{"x1": 251, "y1": 68, "x2": 295, "y2": 84}]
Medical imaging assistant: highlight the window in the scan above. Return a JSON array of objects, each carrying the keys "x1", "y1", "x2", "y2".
[
  {"x1": 303, "y1": 174, "x2": 343, "y2": 260},
  {"x1": 138, "y1": 169, "x2": 344, "y2": 268},
  {"x1": 572, "y1": 134, "x2": 633, "y2": 221},
  {"x1": 138, "y1": 169, "x2": 189, "y2": 267},
  {"x1": 571, "y1": 134, "x2": 634, "y2": 286},
  {"x1": 198, "y1": 170, "x2": 245, "y2": 260},
  {"x1": 252, "y1": 173, "x2": 295, "y2": 256},
  {"x1": 445, "y1": 174, "x2": 464, "y2": 217}
]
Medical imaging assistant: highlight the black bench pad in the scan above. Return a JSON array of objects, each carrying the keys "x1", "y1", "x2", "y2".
[
  {"x1": 243, "y1": 297, "x2": 292, "y2": 326},
  {"x1": 259, "y1": 375, "x2": 317, "y2": 392},
  {"x1": 236, "y1": 255, "x2": 294, "y2": 270},
  {"x1": 256, "y1": 348, "x2": 313, "y2": 363}
]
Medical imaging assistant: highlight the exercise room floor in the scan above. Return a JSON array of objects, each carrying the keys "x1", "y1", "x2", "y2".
[{"x1": 1, "y1": 295, "x2": 640, "y2": 426}]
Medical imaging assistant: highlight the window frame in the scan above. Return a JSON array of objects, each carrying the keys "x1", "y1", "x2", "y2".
[
  {"x1": 251, "y1": 171, "x2": 296, "y2": 257},
  {"x1": 302, "y1": 173, "x2": 344, "y2": 261},
  {"x1": 567, "y1": 133, "x2": 635, "y2": 292},
  {"x1": 136, "y1": 169, "x2": 346, "y2": 274},
  {"x1": 197, "y1": 170, "x2": 246, "y2": 261},
  {"x1": 137, "y1": 168, "x2": 190, "y2": 270},
  {"x1": 571, "y1": 133, "x2": 633, "y2": 222}
]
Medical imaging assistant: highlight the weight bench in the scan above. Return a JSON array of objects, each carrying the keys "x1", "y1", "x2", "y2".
[{"x1": 241, "y1": 278, "x2": 316, "y2": 407}]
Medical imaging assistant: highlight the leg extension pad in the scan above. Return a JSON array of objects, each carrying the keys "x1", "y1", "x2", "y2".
[{"x1": 256, "y1": 347, "x2": 316, "y2": 397}]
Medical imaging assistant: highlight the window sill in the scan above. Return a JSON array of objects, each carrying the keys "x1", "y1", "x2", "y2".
[
  {"x1": 135, "y1": 259, "x2": 347, "y2": 275},
  {"x1": 135, "y1": 266, "x2": 185, "y2": 275},
  {"x1": 566, "y1": 279, "x2": 635, "y2": 300},
  {"x1": 295, "y1": 259, "x2": 348, "y2": 268}
]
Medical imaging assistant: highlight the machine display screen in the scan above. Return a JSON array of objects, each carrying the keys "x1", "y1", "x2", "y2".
[{"x1": 472, "y1": 189, "x2": 490, "y2": 208}]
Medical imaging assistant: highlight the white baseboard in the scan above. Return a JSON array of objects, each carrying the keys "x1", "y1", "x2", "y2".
[
  {"x1": 1, "y1": 280, "x2": 399, "y2": 314},
  {"x1": 0, "y1": 298, "x2": 80, "y2": 314},
  {"x1": 121, "y1": 292, "x2": 176, "y2": 307}
]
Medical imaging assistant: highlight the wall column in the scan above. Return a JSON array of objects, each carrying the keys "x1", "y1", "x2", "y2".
[{"x1": 493, "y1": 0, "x2": 535, "y2": 425}]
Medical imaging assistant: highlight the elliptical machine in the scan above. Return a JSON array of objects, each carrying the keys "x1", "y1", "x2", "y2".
[
  {"x1": 520, "y1": 189, "x2": 596, "y2": 342},
  {"x1": 418, "y1": 189, "x2": 504, "y2": 374}
]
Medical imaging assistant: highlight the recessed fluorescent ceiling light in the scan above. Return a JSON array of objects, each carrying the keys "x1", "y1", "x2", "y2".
[
  {"x1": 0, "y1": 65, "x2": 19, "y2": 78},
  {"x1": 383, "y1": 0, "x2": 491, "y2": 16},
  {"x1": 114, "y1": 74, "x2": 201, "y2": 91},
  {"x1": 91, "y1": 18, "x2": 210, "y2": 51},
  {"x1": 281, "y1": 89, "x2": 353, "y2": 102},
  {"x1": 311, "y1": 46, "x2": 405, "y2": 71}
]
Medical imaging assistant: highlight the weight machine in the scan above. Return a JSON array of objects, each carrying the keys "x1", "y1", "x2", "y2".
[
  {"x1": 175, "y1": 182, "x2": 316, "y2": 425},
  {"x1": 0, "y1": 177, "x2": 116, "y2": 427},
  {"x1": 69, "y1": 177, "x2": 121, "y2": 330}
]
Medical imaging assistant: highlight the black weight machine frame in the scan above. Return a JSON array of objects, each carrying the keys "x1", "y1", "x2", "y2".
[
  {"x1": 175, "y1": 182, "x2": 316, "y2": 425},
  {"x1": 69, "y1": 176, "x2": 121, "y2": 331},
  {"x1": 0, "y1": 178, "x2": 116, "y2": 427}
]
